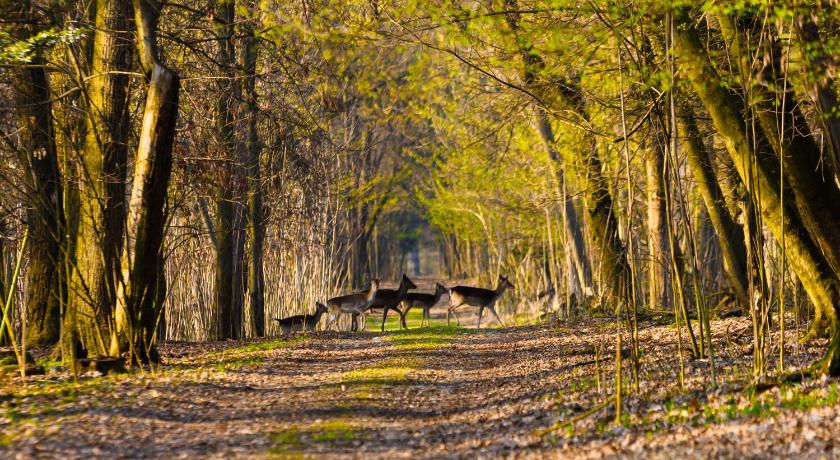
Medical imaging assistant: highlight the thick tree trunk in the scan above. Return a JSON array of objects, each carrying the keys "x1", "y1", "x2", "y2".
[
  {"x1": 12, "y1": 0, "x2": 65, "y2": 347},
  {"x1": 242, "y1": 18, "x2": 265, "y2": 337},
  {"x1": 677, "y1": 101, "x2": 750, "y2": 313},
  {"x1": 67, "y1": 0, "x2": 133, "y2": 360},
  {"x1": 675, "y1": 8, "x2": 840, "y2": 374},
  {"x1": 575, "y1": 102, "x2": 631, "y2": 303}
]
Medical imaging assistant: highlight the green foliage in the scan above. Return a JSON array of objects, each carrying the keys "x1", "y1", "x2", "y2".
[
  {"x1": 0, "y1": 26, "x2": 88, "y2": 64},
  {"x1": 660, "y1": 383, "x2": 840, "y2": 427}
]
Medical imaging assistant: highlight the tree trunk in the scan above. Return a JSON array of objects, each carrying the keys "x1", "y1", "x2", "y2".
[
  {"x1": 112, "y1": 0, "x2": 178, "y2": 362},
  {"x1": 12, "y1": 1, "x2": 65, "y2": 347},
  {"x1": 677, "y1": 101, "x2": 750, "y2": 313},
  {"x1": 796, "y1": 14, "x2": 840, "y2": 182},
  {"x1": 67, "y1": 0, "x2": 133, "y2": 360},
  {"x1": 214, "y1": 0, "x2": 243, "y2": 340},
  {"x1": 675, "y1": 7, "x2": 840, "y2": 374},
  {"x1": 644, "y1": 120, "x2": 671, "y2": 311},
  {"x1": 242, "y1": 16, "x2": 265, "y2": 337}
]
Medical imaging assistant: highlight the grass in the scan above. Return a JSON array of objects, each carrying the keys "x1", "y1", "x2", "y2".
[
  {"x1": 387, "y1": 325, "x2": 466, "y2": 350},
  {"x1": 201, "y1": 335, "x2": 309, "y2": 373},
  {"x1": 222, "y1": 335, "x2": 308, "y2": 355},
  {"x1": 209, "y1": 356, "x2": 263, "y2": 372},
  {"x1": 366, "y1": 307, "x2": 427, "y2": 331},
  {"x1": 270, "y1": 419, "x2": 361, "y2": 458},
  {"x1": 341, "y1": 357, "x2": 424, "y2": 384}
]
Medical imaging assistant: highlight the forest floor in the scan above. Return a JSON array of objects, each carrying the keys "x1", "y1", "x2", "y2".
[{"x1": 2, "y1": 309, "x2": 840, "y2": 459}]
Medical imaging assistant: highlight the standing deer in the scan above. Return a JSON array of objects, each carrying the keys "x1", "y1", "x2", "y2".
[
  {"x1": 325, "y1": 279, "x2": 379, "y2": 331},
  {"x1": 367, "y1": 274, "x2": 417, "y2": 331},
  {"x1": 447, "y1": 275, "x2": 514, "y2": 328},
  {"x1": 401, "y1": 282, "x2": 447, "y2": 327},
  {"x1": 274, "y1": 302, "x2": 328, "y2": 334}
]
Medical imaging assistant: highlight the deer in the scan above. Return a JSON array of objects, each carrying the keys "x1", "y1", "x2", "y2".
[
  {"x1": 401, "y1": 282, "x2": 447, "y2": 327},
  {"x1": 447, "y1": 275, "x2": 514, "y2": 328},
  {"x1": 274, "y1": 302, "x2": 328, "y2": 335},
  {"x1": 325, "y1": 278, "x2": 379, "y2": 332},
  {"x1": 366, "y1": 274, "x2": 417, "y2": 331}
]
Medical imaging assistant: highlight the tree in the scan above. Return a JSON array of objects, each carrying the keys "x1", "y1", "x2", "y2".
[
  {"x1": 7, "y1": 0, "x2": 65, "y2": 347},
  {"x1": 66, "y1": 0, "x2": 133, "y2": 360}
]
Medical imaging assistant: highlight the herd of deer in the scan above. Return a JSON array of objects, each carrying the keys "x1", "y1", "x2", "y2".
[{"x1": 274, "y1": 275, "x2": 515, "y2": 334}]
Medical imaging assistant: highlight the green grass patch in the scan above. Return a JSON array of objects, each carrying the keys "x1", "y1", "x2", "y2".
[
  {"x1": 309, "y1": 419, "x2": 357, "y2": 441},
  {"x1": 210, "y1": 356, "x2": 263, "y2": 372},
  {"x1": 386, "y1": 325, "x2": 465, "y2": 350},
  {"x1": 270, "y1": 419, "x2": 360, "y2": 458},
  {"x1": 271, "y1": 428, "x2": 303, "y2": 446},
  {"x1": 223, "y1": 335, "x2": 308, "y2": 355},
  {"x1": 341, "y1": 357, "x2": 423, "y2": 384},
  {"x1": 660, "y1": 383, "x2": 840, "y2": 428}
]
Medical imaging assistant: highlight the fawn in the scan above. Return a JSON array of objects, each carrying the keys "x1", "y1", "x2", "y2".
[
  {"x1": 274, "y1": 302, "x2": 328, "y2": 334},
  {"x1": 447, "y1": 275, "x2": 514, "y2": 328},
  {"x1": 325, "y1": 279, "x2": 379, "y2": 331},
  {"x1": 401, "y1": 282, "x2": 447, "y2": 327}
]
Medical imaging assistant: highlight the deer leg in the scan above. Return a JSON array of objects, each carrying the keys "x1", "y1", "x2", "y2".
[
  {"x1": 403, "y1": 304, "x2": 414, "y2": 328},
  {"x1": 447, "y1": 301, "x2": 462, "y2": 326},
  {"x1": 488, "y1": 304, "x2": 504, "y2": 327},
  {"x1": 477, "y1": 305, "x2": 485, "y2": 329},
  {"x1": 351, "y1": 312, "x2": 360, "y2": 332},
  {"x1": 325, "y1": 313, "x2": 337, "y2": 331},
  {"x1": 423, "y1": 307, "x2": 429, "y2": 327},
  {"x1": 397, "y1": 307, "x2": 408, "y2": 329},
  {"x1": 381, "y1": 307, "x2": 390, "y2": 332}
]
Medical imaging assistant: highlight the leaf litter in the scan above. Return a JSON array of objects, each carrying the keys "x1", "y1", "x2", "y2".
[{"x1": 0, "y1": 315, "x2": 838, "y2": 459}]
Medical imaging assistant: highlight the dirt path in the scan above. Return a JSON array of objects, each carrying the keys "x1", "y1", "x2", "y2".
[{"x1": 3, "y1": 319, "x2": 840, "y2": 459}]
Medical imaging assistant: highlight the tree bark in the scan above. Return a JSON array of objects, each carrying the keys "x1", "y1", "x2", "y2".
[
  {"x1": 11, "y1": 0, "x2": 65, "y2": 347},
  {"x1": 67, "y1": 0, "x2": 133, "y2": 359},
  {"x1": 644, "y1": 118, "x2": 671, "y2": 311},
  {"x1": 242, "y1": 14, "x2": 265, "y2": 337}
]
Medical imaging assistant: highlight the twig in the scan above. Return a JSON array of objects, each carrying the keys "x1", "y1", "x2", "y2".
[{"x1": 537, "y1": 398, "x2": 612, "y2": 436}]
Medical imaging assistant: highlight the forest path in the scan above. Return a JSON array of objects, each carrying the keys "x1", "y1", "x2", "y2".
[{"x1": 3, "y1": 316, "x2": 840, "y2": 459}]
